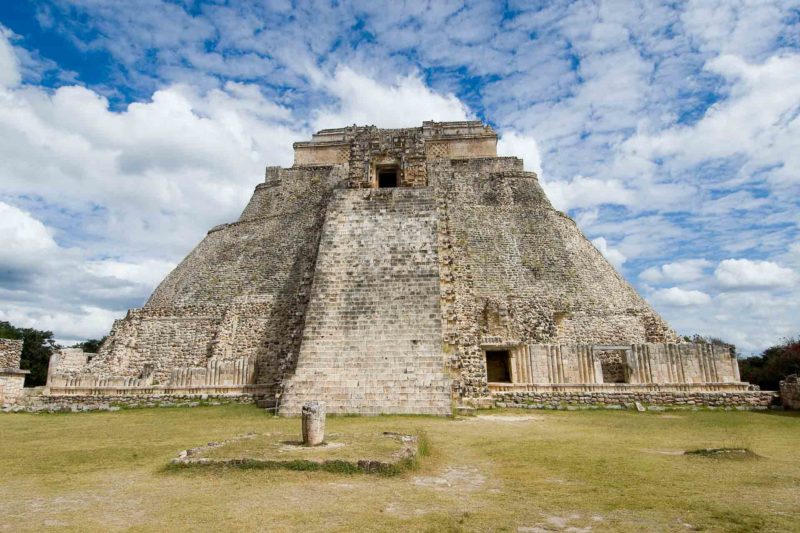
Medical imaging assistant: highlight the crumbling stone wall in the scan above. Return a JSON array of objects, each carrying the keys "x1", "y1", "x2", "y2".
[
  {"x1": 0, "y1": 339, "x2": 23, "y2": 368},
  {"x1": 0, "y1": 339, "x2": 27, "y2": 406},
  {"x1": 494, "y1": 390, "x2": 775, "y2": 409},
  {"x1": 346, "y1": 126, "x2": 427, "y2": 188},
  {"x1": 780, "y1": 375, "x2": 800, "y2": 410}
]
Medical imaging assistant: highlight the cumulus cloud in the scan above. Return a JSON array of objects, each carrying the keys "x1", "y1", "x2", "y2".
[
  {"x1": 497, "y1": 131, "x2": 542, "y2": 175},
  {"x1": 640, "y1": 259, "x2": 713, "y2": 284},
  {"x1": 311, "y1": 67, "x2": 471, "y2": 130},
  {"x1": 543, "y1": 176, "x2": 635, "y2": 212},
  {"x1": 0, "y1": 202, "x2": 58, "y2": 280},
  {"x1": 651, "y1": 287, "x2": 712, "y2": 307},
  {"x1": 714, "y1": 258, "x2": 796, "y2": 290},
  {"x1": 623, "y1": 53, "x2": 800, "y2": 188},
  {"x1": 591, "y1": 237, "x2": 627, "y2": 270},
  {"x1": 0, "y1": 26, "x2": 20, "y2": 88}
]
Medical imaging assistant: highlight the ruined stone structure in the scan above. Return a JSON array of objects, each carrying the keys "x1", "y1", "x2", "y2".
[
  {"x1": 0, "y1": 339, "x2": 29, "y2": 406},
  {"x1": 780, "y1": 375, "x2": 800, "y2": 410},
  {"x1": 43, "y1": 121, "x2": 767, "y2": 413}
]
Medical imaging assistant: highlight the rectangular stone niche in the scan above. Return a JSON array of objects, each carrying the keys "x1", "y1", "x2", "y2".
[
  {"x1": 377, "y1": 166, "x2": 399, "y2": 188},
  {"x1": 485, "y1": 350, "x2": 511, "y2": 383}
]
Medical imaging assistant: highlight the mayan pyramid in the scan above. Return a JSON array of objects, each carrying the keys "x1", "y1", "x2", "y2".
[{"x1": 46, "y1": 121, "x2": 748, "y2": 414}]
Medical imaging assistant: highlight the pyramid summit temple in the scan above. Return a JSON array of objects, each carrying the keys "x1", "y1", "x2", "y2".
[{"x1": 36, "y1": 121, "x2": 771, "y2": 414}]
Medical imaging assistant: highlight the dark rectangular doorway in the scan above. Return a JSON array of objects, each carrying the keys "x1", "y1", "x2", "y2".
[
  {"x1": 485, "y1": 350, "x2": 511, "y2": 382},
  {"x1": 378, "y1": 167, "x2": 398, "y2": 188}
]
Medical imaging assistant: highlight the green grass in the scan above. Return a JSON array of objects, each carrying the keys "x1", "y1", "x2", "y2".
[
  {"x1": 200, "y1": 431, "x2": 404, "y2": 462},
  {"x1": 1, "y1": 405, "x2": 799, "y2": 532}
]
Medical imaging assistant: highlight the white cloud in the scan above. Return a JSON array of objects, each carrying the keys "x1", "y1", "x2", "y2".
[
  {"x1": 591, "y1": 236, "x2": 627, "y2": 270},
  {"x1": 651, "y1": 287, "x2": 712, "y2": 307},
  {"x1": 639, "y1": 259, "x2": 712, "y2": 284},
  {"x1": 714, "y1": 258, "x2": 796, "y2": 290},
  {"x1": 497, "y1": 131, "x2": 542, "y2": 175},
  {"x1": 0, "y1": 202, "x2": 57, "y2": 274},
  {"x1": 623, "y1": 53, "x2": 800, "y2": 187},
  {"x1": 84, "y1": 259, "x2": 177, "y2": 289},
  {"x1": 543, "y1": 176, "x2": 635, "y2": 211},
  {"x1": 0, "y1": 26, "x2": 20, "y2": 88},
  {"x1": 311, "y1": 66, "x2": 471, "y2": 130}
]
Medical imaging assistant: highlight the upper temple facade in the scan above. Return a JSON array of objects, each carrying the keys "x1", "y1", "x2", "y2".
[{"x1": 40, "y1": 120, "x2": 760, "y2": 414}]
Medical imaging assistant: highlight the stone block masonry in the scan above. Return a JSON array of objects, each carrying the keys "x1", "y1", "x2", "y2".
[
  {"x1": 279, "y1": 188, "x2": 451, "y2": 415},
  {"x1": 494, "y1": 390, "x2": 776, "y2": 410},
  {"x1": 0, "y1": 339, "x2": 28, "y2": 406},
  {"x1": 780, "y1": 375, "x2": 800, "y2": 410},
  {"x1": 0, "y1": 339, "x2": 23, "y2": 368}
]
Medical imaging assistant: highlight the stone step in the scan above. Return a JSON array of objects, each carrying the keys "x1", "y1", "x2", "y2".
[{"x1": 279, "y1": 189, "x2": 451, "y2": 416}]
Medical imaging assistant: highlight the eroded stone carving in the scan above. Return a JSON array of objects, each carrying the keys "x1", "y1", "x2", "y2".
[{"x1": 302, "y1": 402, "x2": 326, "y2": 446}]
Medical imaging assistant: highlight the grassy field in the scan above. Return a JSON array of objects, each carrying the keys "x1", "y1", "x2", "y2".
[{"x1": 1, "y1": 405, "x2": 798, "y2": 532}]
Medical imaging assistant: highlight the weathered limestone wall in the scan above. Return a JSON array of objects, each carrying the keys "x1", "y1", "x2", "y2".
[
  {"x1": 780, "y1": 375, "x2": 800, "y2": 410},
  {"x1": 4, "y1": 392, "x2": 258, "y2": 413},
  {"x1": 510, "y1": 343, "x2": 741, "y2": 386},
  {"x1": 346, "y1": 127, "x2": 428, "y2": 188},
  {"x1": 279, "y1": 187, "x2": 451, "y2": 415},
  {"x1": 294, "y1": 121, "x2": 497, "y2": 189},
  {"x1": 494, "y1": 390, "x2": 775, "y2": 410},
  {"x1": 293, "y1": 143, "x2": 349, "y2": 167},
  {"x1": 0, "y1": 339, "x2": 27, "y2": 405},
  {"x1": 0, "y1": 339, "x2": 23, "y2": 368},
  {"x1": 50, "y1": 166, "x2": 344, "y2": 394},
  {"x1": 48, "y1": 348, "x2": 90, "y2": 378},
  {"x1": 432, "y1": 158, "x2": 679, "y2": 398},
  {"x1": 0, "y1": 374, "x2": 26, "y2": 406}
]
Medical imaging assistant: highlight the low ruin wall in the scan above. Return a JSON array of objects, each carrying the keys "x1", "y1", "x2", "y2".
[
  {"x1": 493, "y1": 389, "x2": 776, "y2": 410},
  {"x1": 3, "y1": 391, "x2": 261, "y2": 413},
  {"x1": 780, "y1": 375, "x2": 800, "y2": 410}
]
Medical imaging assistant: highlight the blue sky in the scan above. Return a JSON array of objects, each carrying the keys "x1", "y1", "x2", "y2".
[{"x1": 0, "y1": 0, "x2": 798, "y2": 352}]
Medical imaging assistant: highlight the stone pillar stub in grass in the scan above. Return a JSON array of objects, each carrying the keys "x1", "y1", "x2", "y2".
[{"x1": 302, "y1": 401, "x2": 326, "y2": 446}]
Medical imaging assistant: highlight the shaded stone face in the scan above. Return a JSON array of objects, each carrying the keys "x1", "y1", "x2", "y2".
[
  {"x1": 42, "y1": 121, "x2": 754, "y2": 414},
  {"x1": 780, "y1": 375, "x2": 800, "y2": 410}
]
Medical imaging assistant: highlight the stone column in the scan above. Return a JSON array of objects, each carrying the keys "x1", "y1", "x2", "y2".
[{"x1": 302, "y1": 401, "x2": 326, "y2": 446}]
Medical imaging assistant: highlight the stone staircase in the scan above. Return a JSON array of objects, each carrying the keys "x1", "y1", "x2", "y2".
[{"x1": 279, "y1": 187, "x2": 451, "y2": 415}]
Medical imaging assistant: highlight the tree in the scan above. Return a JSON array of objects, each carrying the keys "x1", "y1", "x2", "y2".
[
  {"x1": 0, "y1": 321, "x2": 59, "y2": 387},
  {"x1": 681, "y1": 334, "x2": 731, "y2": 347},
  {"x1": 739, "y1": 337, "x2": 800, "y2": 391},
  {"x1": 71, "y1": 337, "x2": 107, "y2": 354}
]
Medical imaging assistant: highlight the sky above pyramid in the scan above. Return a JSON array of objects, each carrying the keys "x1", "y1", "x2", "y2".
[{"x1": 0, "y1": 0, "x2": 798, "y2": 352}]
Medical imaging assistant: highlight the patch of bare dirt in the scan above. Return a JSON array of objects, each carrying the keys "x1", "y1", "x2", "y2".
[
  {"x1": 473, "y1": 414, "x2": 545, "y2": 422},
  {"x1": 518, "y1": 513, "x2": 601, "y2": 532},
  {"x1": 412, "y1": 466, "x2": 486, "y2": 491}
]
